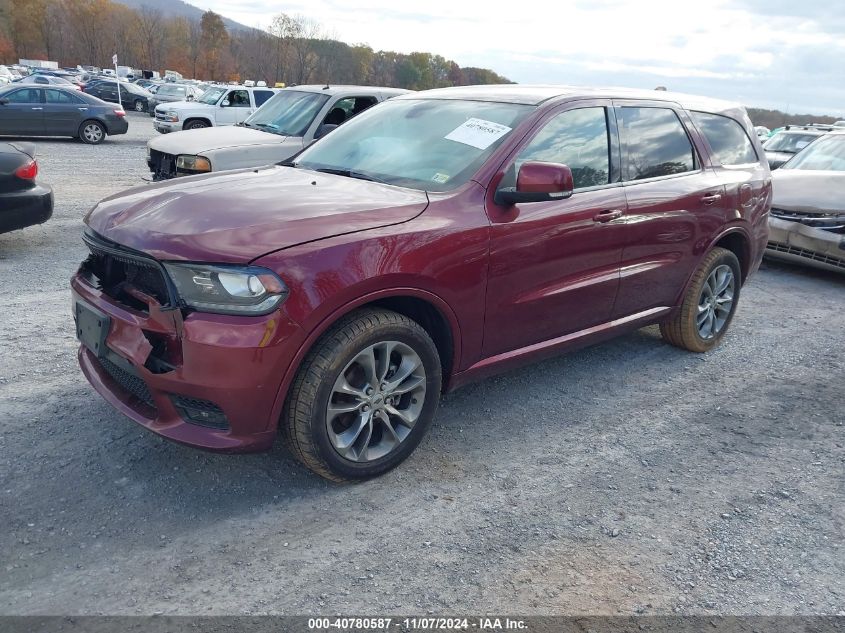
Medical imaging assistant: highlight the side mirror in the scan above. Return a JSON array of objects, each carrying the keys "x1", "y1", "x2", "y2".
[
  {"x1": 0, "y1": 98, "x2": 8, "y2": 106},
  {"x1": 315, "y1": 123, "x2": 338, "y2": 139},
  {"x1": 221, "y1": 99, "x2": 230, "y2": 107},
  {"x1": 494, "y1": 161, "x2": 574, "y2": 206},
  {"x1": 187, "y1": 95, "x2": 194, "y2": 101}
]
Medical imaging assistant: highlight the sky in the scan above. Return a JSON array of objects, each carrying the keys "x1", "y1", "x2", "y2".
[{"x1": 204, "y1": 0, "x2": 845, "y2": 116}]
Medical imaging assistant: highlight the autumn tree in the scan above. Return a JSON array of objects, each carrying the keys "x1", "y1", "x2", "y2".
[
  {"x1": 199, "y1": 10, "x2": 228, "y2": 79},
  {"x1": 135, "y1": 6, "x2": 165, "y2": 70}
]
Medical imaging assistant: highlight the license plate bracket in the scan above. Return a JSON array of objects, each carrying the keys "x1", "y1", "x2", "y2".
[{"x1": 75, "y1": 301, "x2": 111, "y2": 358}]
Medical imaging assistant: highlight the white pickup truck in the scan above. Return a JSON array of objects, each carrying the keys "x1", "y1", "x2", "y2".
[
  {"x1": 152, "y1": 85, "x2": 279, "y2": 133},
  {"x1": 147, "y1": 85, "x2": 410, "y2": 179}
]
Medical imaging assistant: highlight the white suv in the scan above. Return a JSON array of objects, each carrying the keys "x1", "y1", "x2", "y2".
[
  {"x1": 153, "y1": 85, "x2": 278, "y2": 133},
  {"x1": 147, "y1": 85, "x2": 410, "y2": 179}
]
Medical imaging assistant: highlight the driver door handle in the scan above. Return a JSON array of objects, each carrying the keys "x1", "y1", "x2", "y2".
[
  {"x1": 702, "y1": 193, "x2": 723, "y2": 205},
  {"x1": 594, "y1": 209, "x2": 623, "y2": 223},
  {"x1": 31, "y1": 107, "x2": 43, "y2": 110}
]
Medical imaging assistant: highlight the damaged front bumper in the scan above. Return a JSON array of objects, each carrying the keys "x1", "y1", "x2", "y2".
[
  {"x1": 71, "y1": 232, "x2": 307, "y2": 452},
  {"x1": 766, "y1": 210, "x2": 845, "y2": 274}
]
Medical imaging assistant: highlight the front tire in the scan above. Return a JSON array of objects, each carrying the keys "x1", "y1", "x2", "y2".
[
  {"x1": 660, "y1": 247, "x2": 741, "y2": 352},
  {"x1": 284, "y1": 308, "x2": 442, "y2": 482},
  {"x1": 78, "y1": 120, "x2": 106, "y2": 145},
  {"x1": 184, "y1": 120, "x2": 209, "y2": 130}
]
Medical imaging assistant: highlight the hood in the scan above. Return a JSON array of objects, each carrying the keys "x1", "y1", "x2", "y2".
[
  {"x1": 153, "y1": 100, "x2": 217, "y2": 112},
  {"x1": 84, "y1": 165, "x2": 428, "y2": 263},
  {"x1": 772, "y1": 170, "x2": 845, "y2": 215},
  {"x1": 149, "y1": 125, "x2": 284, "y2": 155}
]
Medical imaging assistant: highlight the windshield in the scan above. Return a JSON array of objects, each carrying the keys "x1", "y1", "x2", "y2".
[
  {"x1": 763, "y1": 132, "x2": 817, "y2": 153},
  {"x1": 782, "y1": 135, "x2": 845, "y2": 171},
  {"x1": 198, "y1": 87, "x2": 226, "y2": 105},
  {"x1": 243, "y1": 90, "x2": 328, "y2": 136},
  {"x1": 295, "y1": 98, "x2": 534, "y2": 191}
]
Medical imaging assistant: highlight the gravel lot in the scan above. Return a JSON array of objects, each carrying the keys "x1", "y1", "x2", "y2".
[{"x1": 0, "y1": 114, "x2": 843, "y2": 616}]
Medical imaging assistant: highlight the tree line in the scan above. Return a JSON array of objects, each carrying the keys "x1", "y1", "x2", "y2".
[
  {"x1": 0, "y1": 0, "x2": 512, "y2": 88},
  {"x1": 746, "y1": 107, "x2": 839, "y2": 129}
]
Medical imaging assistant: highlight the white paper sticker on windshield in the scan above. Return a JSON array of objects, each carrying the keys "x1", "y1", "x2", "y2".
[
  {"x1": 431, "y1": 172, "x2": 450, "y2": 184},
  {"x1": 445, "y1": 118, "x2": 512, "y2": 150}
]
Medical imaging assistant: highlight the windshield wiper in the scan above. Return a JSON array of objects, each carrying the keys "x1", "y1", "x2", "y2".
[{"x1": 313, "y1": 167, "x2": 390, "y2": 185}]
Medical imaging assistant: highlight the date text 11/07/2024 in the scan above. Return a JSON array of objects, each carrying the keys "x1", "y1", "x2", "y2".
[{"x1": 307, "y1": 617, "x2": 528, "y2": 630}]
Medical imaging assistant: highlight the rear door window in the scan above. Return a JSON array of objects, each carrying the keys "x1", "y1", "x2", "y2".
[
  {"x1": 618, "y1": 106, "x2": 696, "y2": 180},
  {"x1": 5, "y1": 88, "x2": 41, "y2": 103},
  {"x1": 253, "y1": 90, "x2": 275, "y2": 107},
  {"x1": 692, "y1": 111, "x2": 757, "y2": 165},
  {"x1": 45, "y1": 89, "x2": 84, "y2": 104}
]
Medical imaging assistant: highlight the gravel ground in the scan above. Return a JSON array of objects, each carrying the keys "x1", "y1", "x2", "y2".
[{"x1": 0, "y1": 115, "x2": 843, "y2": 616}]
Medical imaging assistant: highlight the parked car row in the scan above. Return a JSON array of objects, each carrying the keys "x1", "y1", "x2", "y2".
[{"x1": 761, "y1": 124, "x2": 838, "y2": 169}]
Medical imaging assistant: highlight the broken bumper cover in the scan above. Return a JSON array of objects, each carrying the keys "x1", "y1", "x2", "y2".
[
  {"x1": 71, "y1": 273, "x2": 307, "y2": 452},
  {"x1": 766, "y1": 216, "x2": 845, "y2": 273}
]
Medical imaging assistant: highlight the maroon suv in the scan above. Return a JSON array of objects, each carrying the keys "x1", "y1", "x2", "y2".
[{"x1": 72, "y1": 86, "x2": 771, "y2": 481}]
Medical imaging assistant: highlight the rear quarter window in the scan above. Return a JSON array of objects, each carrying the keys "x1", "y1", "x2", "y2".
[
  {"x1": 618, "y1": 106, "x2": 697, "y2": 181},
  {"x1": 254, "y1": 90, "x2": 274, "y2": 107},
  {"x1": 692, "y1": 111, "x2": 758, "y2": 165}
]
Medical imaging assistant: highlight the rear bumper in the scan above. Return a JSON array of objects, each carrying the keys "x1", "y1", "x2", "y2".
[
  {"x1": 106, "y1": 117, "x2": 129, "y2": 135},
  {"x1": 71, "y1": 273, "x2": 308, "y2": 452},
  {"x1": 0, "y1": 185, "x2": 53, "y2": 234},
  {"x1": 766, "y1": 216, "x2": 845, "y2": 273}
]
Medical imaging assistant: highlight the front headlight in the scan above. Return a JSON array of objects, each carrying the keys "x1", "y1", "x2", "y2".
[
  {"x1": 163, "y1": 263, "x2": 288, "y2": 315},
  {"x1": 163, "y1": 110, "x2": 178, "y2": 122},
  {"x1": 176, "y1": 155, "x2": 211, "y2": 173}
]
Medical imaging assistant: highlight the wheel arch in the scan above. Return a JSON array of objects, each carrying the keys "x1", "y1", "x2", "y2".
[
  {"x1": 711, "y1": 228, "x2": 751, "y2": 282},
  {"x1": 182, "y1": 117, "x2": 212, "y2": 129},
  {"x1": 671, "y1": 226, "x2": 751, "y2": 313},
  {"x1": 268, "y1": 288, "x2": 462, "y2": 433}
]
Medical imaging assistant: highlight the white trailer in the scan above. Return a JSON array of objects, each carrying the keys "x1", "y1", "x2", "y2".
[{"x1": 19, "y1": 59, "x2": 58, "y2": 69}]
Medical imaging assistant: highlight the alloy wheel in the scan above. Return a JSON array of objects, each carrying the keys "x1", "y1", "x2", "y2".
[
  {"x1": 697, "y1": 264, "x2": 735, "y2": 339},
  {"x1": 326, "y1": 340, "x2": 426, "y2": 463},
  {"x1": 83, "y1": 123, "x2": 103, "y2": 143}
]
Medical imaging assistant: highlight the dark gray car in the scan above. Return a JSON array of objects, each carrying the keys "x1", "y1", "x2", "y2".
[
  {"x1": 0, "y1": 141, "x2": 52, "y2": 233},
  {"x1": 147, "y1": 83, "x2": 204, "y2": 117},
  {"x1": 0, "y1": 85, "x2": 129, "y2": 144}
]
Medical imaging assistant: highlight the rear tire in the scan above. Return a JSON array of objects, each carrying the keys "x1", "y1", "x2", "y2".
[
  {"x1": 283, "y1": 308, "x2": 442, "y2": 482},
  {"x1": 78, "y1": 120, "x2": 106, "y2": 145},
  {"x1": 184, "y1": 119, "x2": 209, "y2": 130},
  {"x1": 660, "y1": 247, "x2": 741, "y2": 352}
]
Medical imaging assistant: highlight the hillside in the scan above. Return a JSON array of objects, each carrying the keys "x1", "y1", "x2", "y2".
[
  {"x1": 747, "y1": 107, "x2": 839, "y2": 129},
  {"x1": 113, "y1": 0, "x2": 251, "y2": 32}
]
